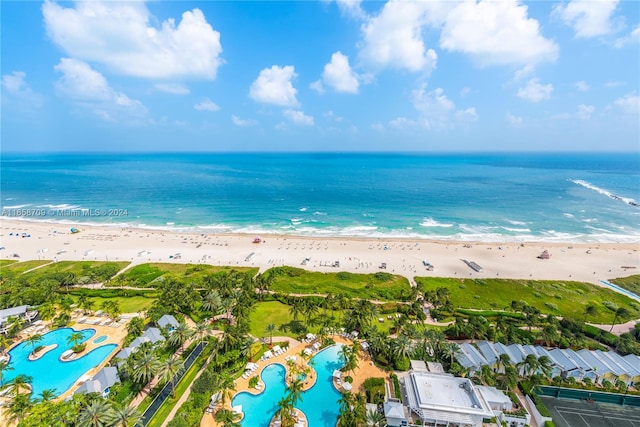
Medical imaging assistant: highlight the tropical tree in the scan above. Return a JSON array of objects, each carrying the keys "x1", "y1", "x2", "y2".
[
  {"x1": 538, "y1": 355, "x2": 553, "y2": 378},
  {"x1": 107, "y1": 403, "x2": 143, "y2": 427},
  {"x1": 496, "y1": 353, "x2": 512, "y2": 374},
  {"x1": 37, "y1": 388, "x2": 58, "y2": 402},
  {"x1": 610, "y1": 307, "x2": 631, "y2": 333},
  {"x1": 366, "y1": 408, "x2": 385, "y2": 427},
  {"x1": 77, "y1": 399, "x2": 114, "y2": 427},
  {"x1": 8, "y1": 373, "x2": 33, "y2": 397},
  {"x1": 216, "y1": 373, "x2": 237, "y2": 405},
  {"x1": 288, "y1": 298, "x2": 304, "y2": 321},
  {"x1": 168, "y1": 322, "x2": 193, "y2": 348},
  {"x1": 540, "y1": 324, "x2": 560, "y2": 347},
  {"x1": 0, "y1": 359, "x2": 14, "y2": 387},
  {"x1": 518, "y1": 354, "x2": 541, "y2": 378},
  {"x1": 265, "y1": 323, "x2": 277, "y2": 346},
  {"x1": 6, "y1": 393, "x2": 33, "y2": 424},
  {"x1": 194, "y1": 322, "x2": 211, "y2": 346},
  {"x1": 275, "y1": 396, "x2": 296, "y2": 427},
  {"x1": 158, "y1": 356, "x2": 184, "y2": 397},
  {"x1": 215, "y1": 408, "x2": 241, "y2": 427},
  {"x1": 286, "y1": 379, "x2": 304, "y2": 406},
  {"x1": 131, "y1": 349, "x2": 160, "y2": 386},
  {"x1": 496, "y1": 365, "x2": 519, "y2": 390},
  {"x1": 25, "y1": 334, "x2": 43, "y2": 354},
  {"x1": 68, "y1": 331, "x2": 85, "y2": 349},
  {"x1": 583, "y1": 303, "x2": 598, "y2": 324},
  {"x1": 202, "y1": 290, "x2": 222, "y2": 318},
  {"x1": 37, "y1": 303, "x2": 56, "y2": 321},
  {"x1": 126, "y1": 317, "x2": 144, "y2": 338}
]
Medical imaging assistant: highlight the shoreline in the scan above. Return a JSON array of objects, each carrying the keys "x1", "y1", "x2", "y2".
[{"x1": 2, "y1": 219, "x2": 638, "y2": 286}]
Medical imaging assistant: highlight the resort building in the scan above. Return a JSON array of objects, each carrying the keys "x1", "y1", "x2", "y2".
[
  {"x1": 157, "y1": 314, "x2": 179, "y2": 331},
  {"x1": 456, "y1": 343, "x2": 488, "y2": 375},
  {"x1": 456, "y1": 341, "x2": 640, "y2": 386},
  {"x1": 383, "y1": 401, "x2": 408, "y2": 427},
  {"x1": 0, "y1": 305, "x2": 38, "y2": 332},
  {"x1": 476, "y1": 385, "x2": 530, "y2": 427},
  {"x1": 115, "y1": 324, "x2": 167, "y2": 365},
  {"x1": 403, "y1": 370, "x2": 495, "y2": 426},
  {"x1": 75, "y1": 366, "x2": 120, "y2": 398}
]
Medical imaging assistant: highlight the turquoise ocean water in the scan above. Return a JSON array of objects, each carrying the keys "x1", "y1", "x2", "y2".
[{"x1": 1, "y1": 153, "x2": 638, "y2": 243}]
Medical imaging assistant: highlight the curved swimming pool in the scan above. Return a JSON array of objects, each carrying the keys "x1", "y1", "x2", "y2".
[
  {"x1": 93, "y1": 335, "x2": 108, "y2": 344},
  {"x1": 5, "y1": 328, "x2": 117, "y2": 397},
  {"x1": 232, "y1": 344, "x2": 344, "y2": 427}
]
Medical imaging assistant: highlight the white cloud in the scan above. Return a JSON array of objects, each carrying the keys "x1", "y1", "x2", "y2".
[
  {"x1": 576, "y1": 104, "x2": 595, "y2": 120},
  {"x1": 440, "y1": 0, "x2": 558, "y2": 67},
  {"x1": 249, "y1": 65, "x2": 299, "y2": 107},
  {"x1": 314, "y1": 52, "x2": 360, "y2": 94},
  {"x1": 194, "y1": 98, "x2": 220, "y2": 111},
  {"x1": 232, "y1": 115, "x2": 258, "y2": 127},
  {"x1": 283, "y1": 109, "x2": 314, "y2": 126},
  {"x1": 357, "y1": 0, "x2": 439, "y2": 73},
  {"x1": 389, "y1": 117, "x2": 418, "y2": 128},
  {"x1": 54, "y1": 58, "x2": 146, "y2": 121},
  {"x1": 554, "y1": 0, "x2": 619, "y2": 38},
  {"x1": 371, "y1": 122, "x2": 385, "y2": 131},
  {"x1": 324, "y1": 110, "x2": 344, "y2": 122},
  {"x1": 1, "y1": 71, "x2": 43, "y2": 108},
  {"x1": 506, "y1": 112, "x2": 523, "y2": 126},
  {"x1": 517, "y1": 78, "x2": 553, "y2": 102},
  {"x1": 43, "y1": 1, "x2": 223, "y2": 79},
  {"x1": 155, "y1": 83, "x2": 190, "y2": 95},
  {"x1": 604, "y1": 81, "x2": 625, "y2": 88},
  {"x1": 614, "y1": 92, "x2": 640, "y2": 115},
  {"x1": 331, "y1": 0, "x2": 367, "y2": 20},
  {"x1": 614, "y1": 25, "x2": 640, "y2": 48},
  {"x1": 410, "y1": 85, "x2": 478, "y2": 128},
  {"x1": 575, "y1": 80, "x2": 590, "y2": 92}
]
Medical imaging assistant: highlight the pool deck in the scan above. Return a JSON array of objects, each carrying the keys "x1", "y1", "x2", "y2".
[{"x1": 201, "y1": 335, "x2": 387, "y2": 427}]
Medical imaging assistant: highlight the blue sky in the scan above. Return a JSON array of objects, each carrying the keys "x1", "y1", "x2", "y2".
[{"x1": 1, "y1": 0, "x2": 638, "y2": 152}]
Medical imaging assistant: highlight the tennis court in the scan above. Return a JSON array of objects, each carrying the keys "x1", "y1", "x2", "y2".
[{"x1": 539, "y1": 396, "x2": 640, "y2": 427}]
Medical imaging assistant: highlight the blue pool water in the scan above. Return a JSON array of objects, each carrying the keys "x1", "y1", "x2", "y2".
[
  {"x1": 5, "y1": 328, "x2": 117, "y2": 397},
  {"x1": 232, "y1": 344, "x2": 344, "y2": 427},
  {"x1": 93, "y1": 335, "x2": 108, "y2": 343}
]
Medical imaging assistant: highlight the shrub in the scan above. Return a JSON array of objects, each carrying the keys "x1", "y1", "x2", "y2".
[
  {"x1": 390, "y1": 374, "x2": 401, "y2": 400},
  {"x1": 248, "y1": 376, "x2": 259, "y2": 388},
  {"x1": 393, "y1": 356, "x2": 410, "y2": 371},
  {"x1": 192, "y1": 370, "x2": 215, "y2": 395}
]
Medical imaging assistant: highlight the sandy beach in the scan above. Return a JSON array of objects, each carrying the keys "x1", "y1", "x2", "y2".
[{"x1": 1, "y1": 219, "x2": 638, "y2": 287}]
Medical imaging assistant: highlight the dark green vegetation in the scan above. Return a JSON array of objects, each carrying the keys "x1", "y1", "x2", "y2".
[
  {"x1": 110, "y1": 263, "x2": 258, "y2": 287},
  {"x1": 416, "y1": 276, "x2": 640, "y2": 323},
  {"x1": 265, "y1": 266, "x2": 414, "y2": 301},
  {"x1": 610, "y1": 274, "x2": 640, "y2": 296}
]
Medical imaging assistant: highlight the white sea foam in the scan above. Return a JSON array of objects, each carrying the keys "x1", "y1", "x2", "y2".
[
  {"x1": 502, "y1": 227, "x2": 531, "y2": 233},
  {"x1": 299, "y1": 207, "x2": 308, "y2": 212},
  {"x1": 420, "y1": 217, "x2": 454, "y2": 228},
  {"x1": 506, "y1": 220, "x2": 528, "y2": 226},
  {"x1": 563, "y1": 213, "x2": 575, "y2": 219},
  {"x1": 38, "y1": 203, "x2": 82, "y2": 210},
  {"x1": 2, "y1": 204, "x2": 31, "y2": 209},
  {"x1": 313, "y1": 211, "x2": 327, "y2": 216},
  {"x1": 569, "y1": 179, "x2": 639, "y2": 207}
]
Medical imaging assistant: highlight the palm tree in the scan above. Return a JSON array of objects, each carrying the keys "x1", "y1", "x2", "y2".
[
  {"x1": 441, "y1": 342, "x2": 459, "y2": 368},
  {"x1": 215, "y1": 408, "x2": 241, "y2": 427},
  {"x1": 583, "y1": 303, "x2": 598, "y2": 323},
  {"x1": 131, "y1": 350, "x2": 160, "y2": 386},
  {"x1": 538, "y1": 355, "x2": 553, "y2": 378},
  {"x1": 610, "y1": 307, "x2": 630, "y2": 333},
  {"x1": 392, "y1": 334, "x2": 413, "y2": 361},
  {"x1": 68, "y1": 331, "x2": 85, "y2": 349},
  {"x1": 6, "y1": 393, "x2": 32, "y2": 424},
  {"x1": 38, "y1": 388, "x2": 58, "y2": 402},
  {"x1": 497, "y1": 365, "x2": 519, "y2": 390},
  {"x1": 158, "y1": 356, "x2": 184, "y2": 397},
  {"x1": 8, "y1": 373, "x2": 33, "y2": 396},
  {"x1": 0, "y1": 335, "x2": 10, "y2": 355},
  {"x1": 366, "y1": 408, "x2": 385, "y2": 427},
  {"x1": 37, "y1": 303, "x2": 56, "y2": 321},
  {"x1": 25, "y1": 333, "x2": 43, "y2": 354},
  {"x1": 518, "y1": 354, "x2": 541, "y2": 378},
  {"x1": 194, "y1": 322, "x2": 211, "y2": 346},
  {"x1": 265, "y1": 323, "x2": 277, "y2": 346},
  {"x1": 216, "y1": 373, "x2": 237, "y2": 405},
  {"x1": 496, "y1": 353, "x2": 512, "y2": 374},
  {"x1": 286, "y1": 379, "x2": 304, "y2": 406},
  {"x1": 77, "y1": 399, "x2": 114, "y2": 427},
  {"x1": 289, "y1": 298, "x2": 304, "y2": 321},
  {"x1": 107, "y1": 404, "x2": 143, "y2": 427},
  {"x1": 168, "y1": 322, "x2": 193, "y2": 347},
  {"x1": 540, "y1": 324, "x2": 559, "y2": 347},
  {"x1": 0, "y1": 359, "x2": 14, "y2": 387},
  {"x1": 202, "y1": 290, "x2": 222, "y2": 318},
  {"x1": 275, "y1": 396, "x2": 296, "y2": 427}
]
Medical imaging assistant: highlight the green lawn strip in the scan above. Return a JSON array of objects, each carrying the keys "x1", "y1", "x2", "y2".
[
  {"x1": 1, "y1": 259, "x2": 52, "y2": 275},
  {"x1": 146, "y1": 352, "x2": 207, "y2": 427},
  {"x1": 609, "y1": 274, "x2": 640, "y2": 296},
  {"x1": 415, "y1": 276, "x2": 640, "y2": 324},
  {"x1": 0, "y1": 259, "x2": 19, "y2": 267},
  {"x1": 20, "y1": 260, "x2": 129, "y2": 283},
  {"x1": 266, "y1": 266, "x2": 412, "y2": 301},
  {"x1": 67, "y1": 294, "x2": 156, "y2": 313},
  {"x1": 111, "y1": 263, "x2": 258, "y2": 287}
]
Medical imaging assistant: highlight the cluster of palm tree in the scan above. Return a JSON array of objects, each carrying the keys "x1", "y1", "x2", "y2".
[
  {"x1": 274, "y1": 378, "x2": 305, "y2": 427},
  {"x1": 336, "y1": 391, "x2": 368, "y2": 427},
  {"x1": 122, "y1": 342, "x2": 185, "y2": 397},
  {"x1": 470, "y1": 353, "x2": 554, "y2": 391}
]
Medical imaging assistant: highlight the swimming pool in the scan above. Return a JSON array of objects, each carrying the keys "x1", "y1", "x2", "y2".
[
  {"x1": 93, "y1": 335, "x2": 108, "y2": 344},
  {"x1": 232, "y1": 344, "x2": 344, "y2": 427},
  {"x1": 5, "y1": 328, "x2": 117, "y2": 397}
]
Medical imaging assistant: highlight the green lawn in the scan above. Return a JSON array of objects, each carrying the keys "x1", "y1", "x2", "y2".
[
  {"x1": 111, "y1": 263, "x2": 258, "y2": 287},
  {"x1": 68, "y1": 295, "x2": 156, "y2": 313},
  {"x1": 415, "y1": 276, "x2": 640, "y2": 323},
  {"x1": 21, "y1": 261, "x2": 129, "y2": 283},
  {"x1": 0, "y1": 260, "x2": 18, "y2": 267},
  {"x1": 610, "y1": 274, "x2": 640, "y2": 296},
  {"x1": 266, "y1": 266, "x2": 412, "y2": 301},
  {"x1": 0, "y1": 259, "x2": 52, "y2": 276}
]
